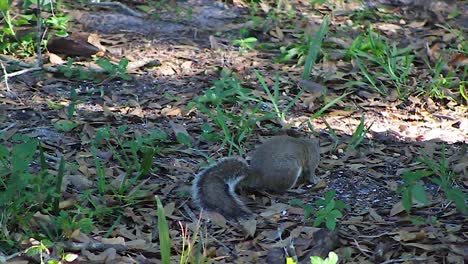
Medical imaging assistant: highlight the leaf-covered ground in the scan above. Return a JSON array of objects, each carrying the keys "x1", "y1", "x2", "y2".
[{"x1": 0, "y1": 0, "x2": 467, "y2": 263}]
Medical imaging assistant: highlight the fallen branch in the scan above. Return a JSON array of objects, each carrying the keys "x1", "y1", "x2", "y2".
[
  {"x1": 88, "y1": 1, "x2": 144, "y2": 18},
  {"x1": 62, "y1": 241, "x2": 128, "y2": 252},
  {"x1": 380, "y1": 257, "x2": 428, "y2": 264}
]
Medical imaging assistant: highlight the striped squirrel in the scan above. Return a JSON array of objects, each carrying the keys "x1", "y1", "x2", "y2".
[{"x1": 192, "y1": 135, "x2": 320, "y2": 219}]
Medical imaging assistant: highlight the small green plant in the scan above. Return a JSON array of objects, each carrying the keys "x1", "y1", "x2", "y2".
[
  {"x1": 276, "y1": 15, "x2": 330, "y2": 78},
  {"x1": 52, "y1": 88, "x2": 81, "y2": 132},
  {"x1": 190, "y1": 74, "x2": 269, "y2": 154},
  {"x1": 0, "y1": 0, "x2": 70, "y2": 56},
  {"x1": 347, "y1": 27, "x2": 414, "y2": 98},
  {"x1": 0, "y1": 135, "x2": 80, "y2": 253},
  {"x1": 58, "y1": 59, "x2": 94, "y2": 80},
  {"x1": 286, "y1": 251, "x2": 339, "y2": 264},
  {"x1": 422, "y1": 56, "x2": 467, "y2": 103},
  {"x1": 92, "y1": 127, "x2": 168, "y2": 195},
  {"x1": 156, "y1": 196, "x2": 171, "y2": 264},
  {"x1": 233, "y1": 37, "x2": 258, "y2": 52},
  {"x1": 303, "y1": 15, "x2": 330, "y2": 80},
  {"x1": 179, "y1": 218, "x2": 212, "y2": 264},
  {"x1": 348, "y1": 113, "x2": 373, "y2": 149},
  {"x1": 348, "y1": 7, "x2": 401, "y2": 24},
  {"x1": 96, "y1": 58, "x2": 131, "y2": 80},
  {"x1": 277, "y1": 39, "x2": 310, "y2": 65},
  {"x1": 255, "y1": 71, "x2": 305, "y2": 124},
  {"x1": 397, "y1": 170, "x2": 432, "y2": 214},
  {"x1": 25, "y1": 239, "x2": 53, "y2": 264},
  {"x1": 313, "y1": 190, "x2": 346, "y2": 231},
  {"x1": 419, "y1": 146, "x2": 467, "y2": 214},
  {"x1": 321, "y1": 118, "x2": 339, "y2": 150},
  {"x1": 398, "y1": 145, "x2": 467, "y2": 215},
  {"x1": 58, "y1": 58, "x2": 131, "y2": 81},
  {"x1": 290, "y1": 198, "x2": 314, "y2": 221},
  {"x1": 310, "y1": 92, "x2": 351, "y2": 120},
  {"x1": 53, "y1": 210, "x2": 94, "y2": 238},
  {"x1": 310, "y1": 251, "x2": 339, "y2": 264}
]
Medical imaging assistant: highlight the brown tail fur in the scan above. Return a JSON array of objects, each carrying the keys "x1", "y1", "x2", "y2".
[{"x1": 191, "y1": 158, "x2": 251, "y2": 219}]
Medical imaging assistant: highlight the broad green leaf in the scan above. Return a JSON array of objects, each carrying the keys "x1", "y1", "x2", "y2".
[
  {"x1": 411, "y1": 184, "x2": 429, "y2": 205},
  {"x1": 176, "y1": 132, "x2": 192, "y2": 147},
  {"x1": 325, "y1": 252, "x2": 339, "y2": 264},
  {"x1": 326, "y1": 217, "x2": 337, "y2": 230},
  {"x1": 0, "y1": 0, "x2": 11, "y2": 13},
  {"x1": 311, "y1": 256, "x2": 325, "y2": 264},
  {"x1": 54, "y1": 120, "x2": 78, "y2": 132}
]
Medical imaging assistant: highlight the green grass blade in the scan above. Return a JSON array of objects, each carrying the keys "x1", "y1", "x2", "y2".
[
  {"x1": 53, "y1": 157, "x2": 65, "y2": 214},
  {"x1": 311, "y1": 92, "x2": 352, "y2": 119},
  {"x1": 302, "y1": 15, "x2": 330, "y2": 80},
  {"x1": 156, "y1": 196, "x2": 171, "y2": 264}
]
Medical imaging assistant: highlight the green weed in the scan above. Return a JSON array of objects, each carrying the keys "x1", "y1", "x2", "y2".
[
  {"x1": 96, "y1": 58, "x2": 131, "y2": 80},
  {"x1": 25, "y1": 239, "x2": 53, "y2": 264},
  {"x1": 0, "y1": 136, "x2": 51, "y2": 251},
  {"x1": 419, "y1": 145, "x2": 467, "y2": 214},
  {"x1": 347, "y1": 27, "x2": 415, "y2": 98},
  {"x1": 310, "y1": 92, "x2": 351, "y2": 119},
  {"x1": 349, "y1": 113, "x2": 373, "y2": 149},
  {"x1": 321, "y1": 118, "x2": 339, "y2": 150},
  {"x1": 310, "y1": 251, "x2": 339, "y2": 264},
  {"x1": 191, "y1": 74, "x2": 270, "y2": 154},
  {"x1": 255, "y1": 71, "x2": 305, "y2": 125},
  {"x1": 398, "y1": 145, "x2": 467, "y2": 215},
  {"x1": 276, "y1": 15, "x2": 330, "y2": 79},
  {"x1": 0, "y1": 135, "x2": 93, "y2": 253},
  {"x1": 179, "y1": 218, "x2": 212, "y2": 264},
  {"x1": 156, "y1": 196, "x2": 172, "y2": 264},
  {"x1": 58, "y1": 58, "x2": 131, "y2": 81},
  {"x1": 92, "y1": 127, "x2": 168, "y2": 195},
  {"x1": 423, "y1": 54, "x2": 467, "y2": 103},
  {"x1": 287, "y1": 251, "x2": 339, "y2": 264},
  {"x1": 349, "y1": 7, "x2": 401, "y2": 25},
  {"x1": 303, "y1": 15, "x2": 330, "y2": 80},
  {"x1": 398, "y1": 170, "x2": 433, "y2": 214},
  {"x1": 313, "y1": 190, "x2": 346, "y2": 231},
  {"x1": 0, "y1": 0, "x2": 70, "y2": 56},
  {"x1": 233, "y1": 37, "x2": 258, "y2": 52}
]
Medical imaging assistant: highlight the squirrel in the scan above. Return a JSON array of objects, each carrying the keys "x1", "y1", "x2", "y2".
[{"x1": 191, "y1": 135, "x2": 320, "y2": 219}]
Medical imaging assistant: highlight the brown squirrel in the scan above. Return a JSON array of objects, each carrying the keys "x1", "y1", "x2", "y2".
[{"x1": 192, "y1": 135, "x2": 320, "y2": 219}]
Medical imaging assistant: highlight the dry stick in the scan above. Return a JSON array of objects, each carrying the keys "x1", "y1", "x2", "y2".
[
  {"x1": 380, "y1": 257, "x2": 427, "y2": 264},
  {"x1": 352, "y1": 238, "x2": 372, "y2": 258},
  {"x1": 0, "y1": 122, "x2": 16, "y2": 133},
  {"x1": 88, "y1": 1, "x2": 144, "y2": 18},
  {"x1": 3, "y1": 67, "x2": 42, "y2": 78},
  {"x1": 61, "y1": 241, "x2": 128, "y2": 252},
  {"x1": 0, "y1": 54, "x2": 159, "y2": 83},
  {"x1": 36, "y1": 2, "x2": 43, "y2": 67},
  {"x1": 0, "y1": 62, "x2": 11, "y2": 91}
]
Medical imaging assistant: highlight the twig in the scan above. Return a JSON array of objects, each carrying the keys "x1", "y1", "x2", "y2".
[
  {"x1": 0, "y1": 54, "x2": 59, "y2": 74},
  {"x1": 2, "y1": 67, "x2": 42, "y2": 78},
  {"x1": 182, "y1": 203, "x2": 198, "y2": 223},
  {"x1": 0, "y1": 62, "x2": 10, "y2": 91},
  {"x1": 61, "y1": 241, "x2": 128, "y2": 252},
  {"x1": 88, "y1": 1, "x2": 144, "y2": 18},
  {"x1": 0, "y1": 122, "x2": 16, "y2": 133},
  {"x1": 36, "y1": 2, "x2": 43, "y2": 67},
  {"x1": 380, "y1": 257, "x2": 427, "y2": 264},
  {"x1": 127, "y1": 58, "x2": 161, "y2": 71},
  {"x1": 0, "y1": 55, "x2": 35, "y2": 68},
  {"x1": 352, "y1": 238, "x2": 372, "y2": 258}
]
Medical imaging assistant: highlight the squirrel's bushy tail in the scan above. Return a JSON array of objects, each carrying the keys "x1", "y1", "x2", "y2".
[{"x1": 192, "y1": 158, "x2": 251, "y2": 219}]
